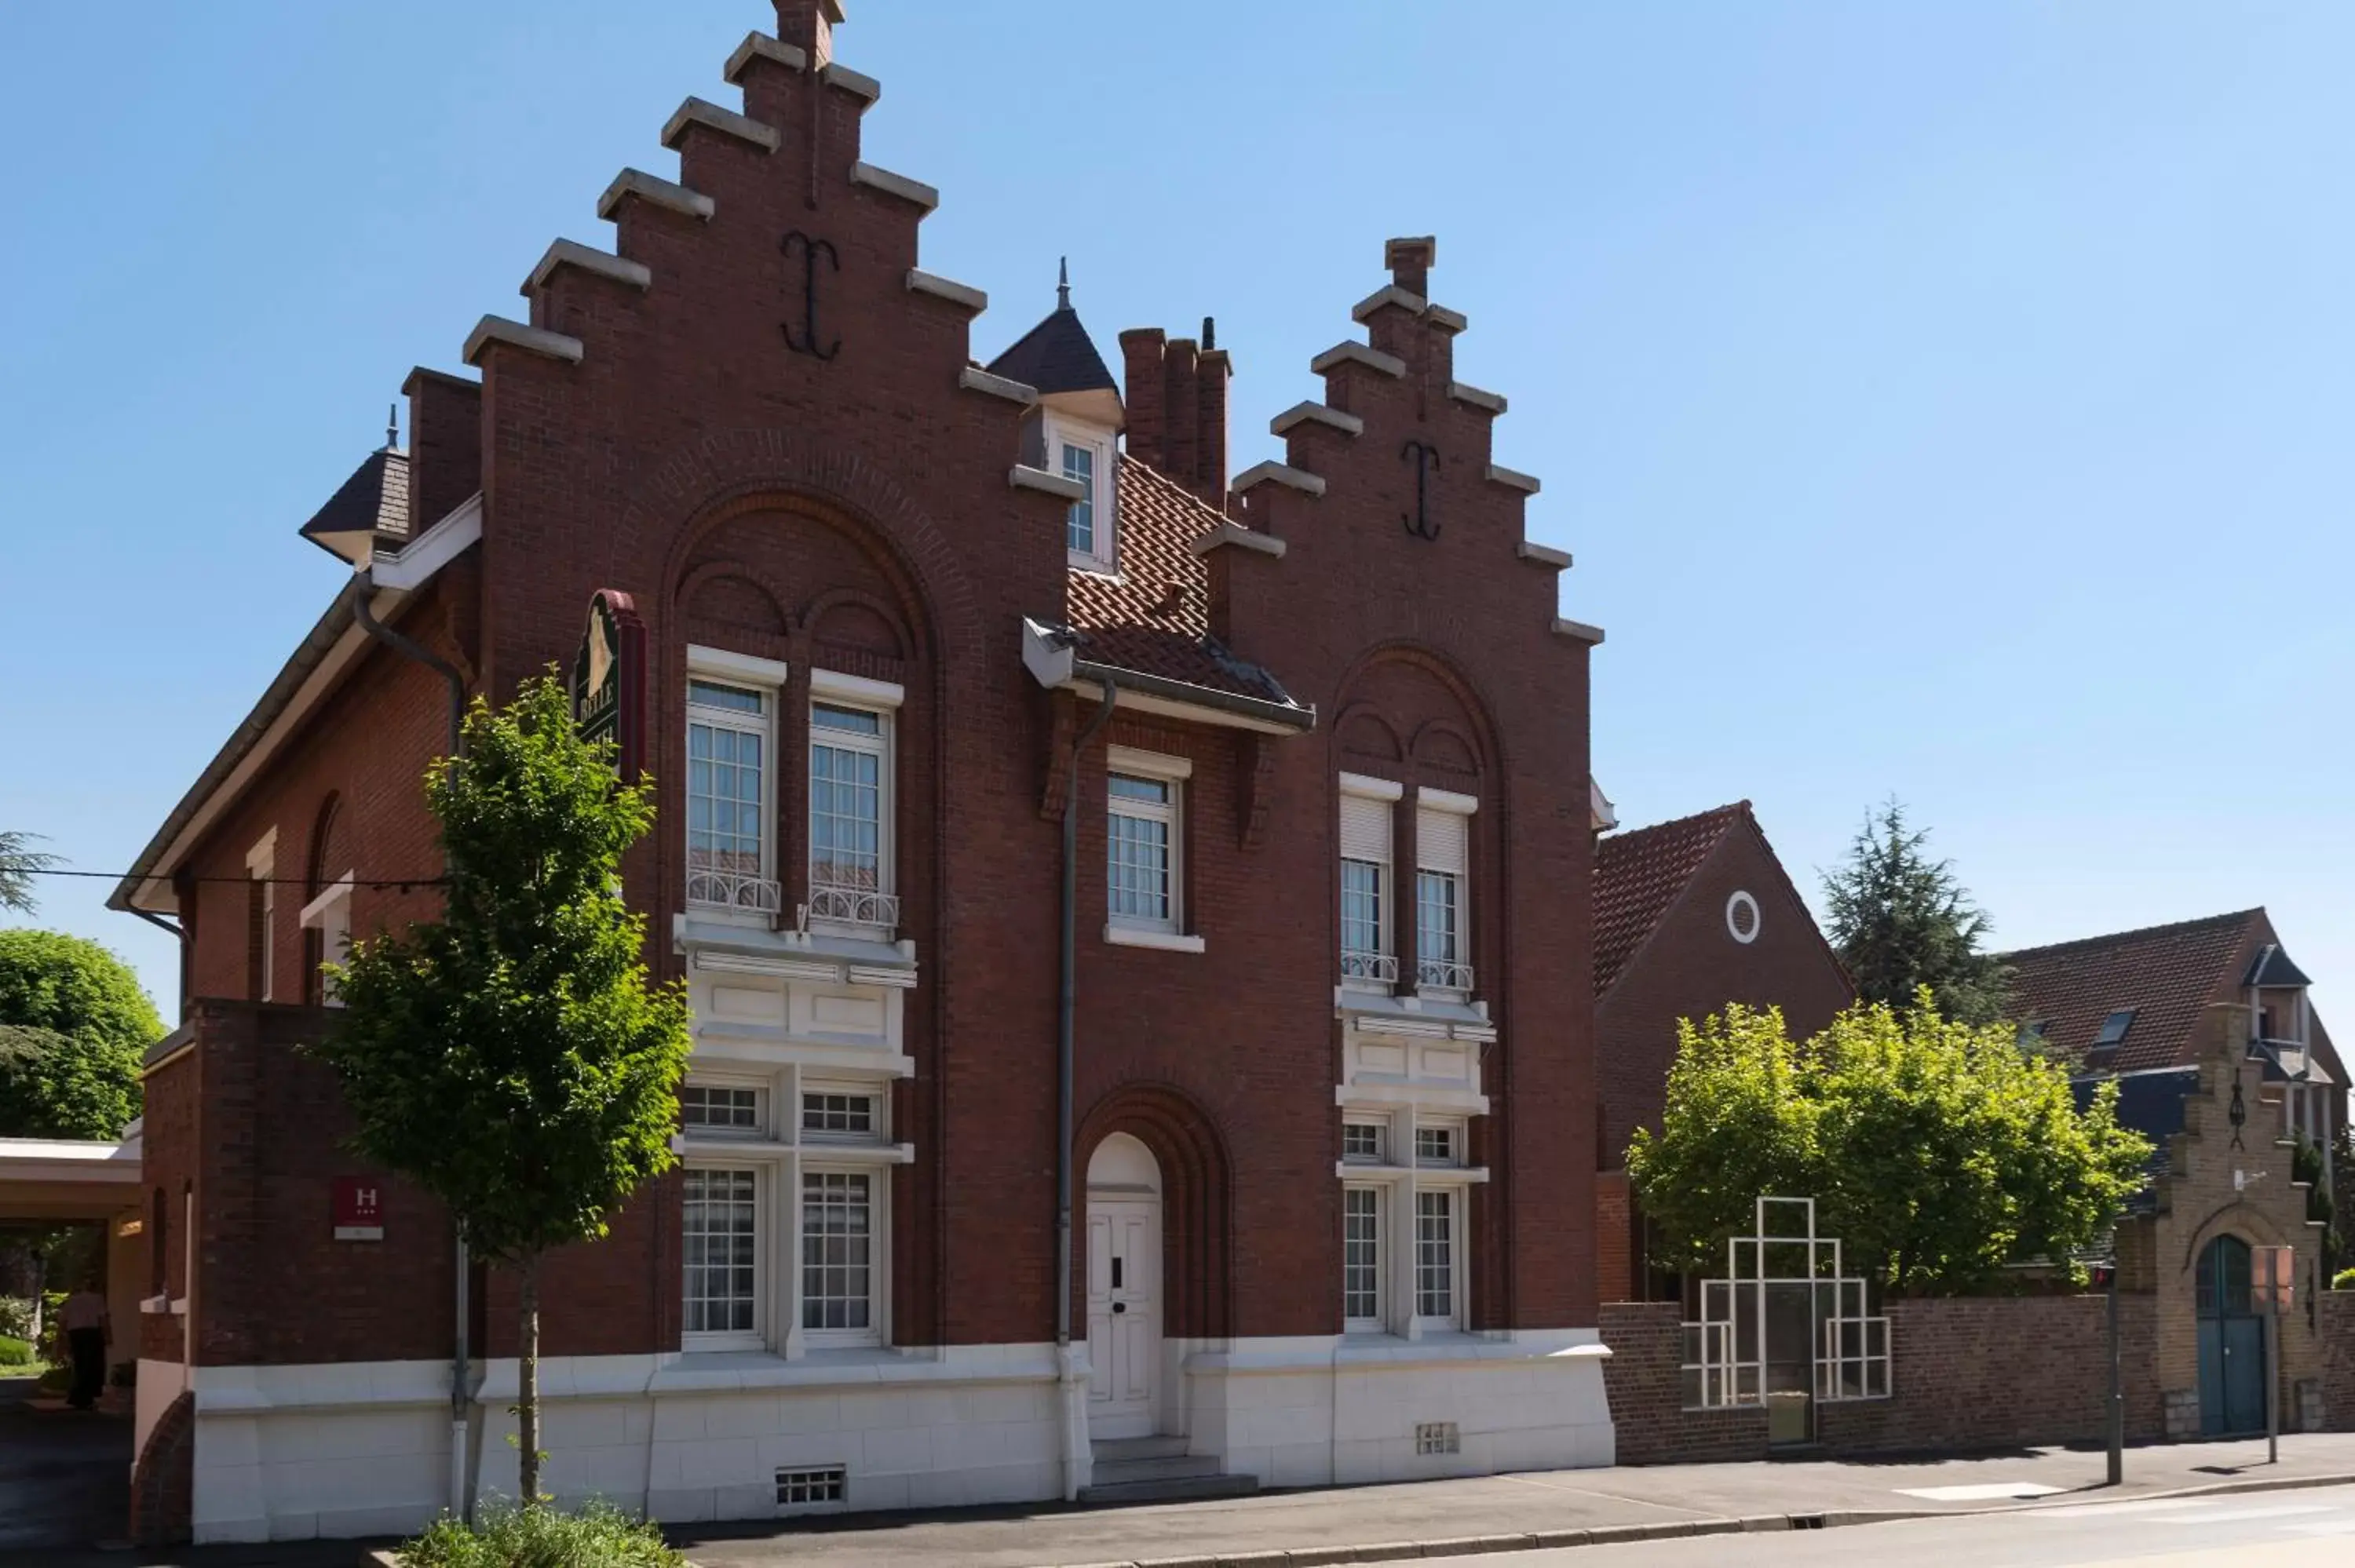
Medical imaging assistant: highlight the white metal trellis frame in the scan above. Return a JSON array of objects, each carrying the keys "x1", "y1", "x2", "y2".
[{"x1": 1680, "y1": 1196, "x2": 1891, "y2": 1409}]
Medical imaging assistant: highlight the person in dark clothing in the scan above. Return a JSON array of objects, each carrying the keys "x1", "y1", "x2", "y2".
[{"x1": 59, "y1": 1284, "x2": 108, "y2": 1410}]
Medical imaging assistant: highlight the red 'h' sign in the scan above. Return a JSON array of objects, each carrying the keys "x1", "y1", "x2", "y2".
[{"x1": 333, "y1": 1176, "x2": 385, "y2": 1241}]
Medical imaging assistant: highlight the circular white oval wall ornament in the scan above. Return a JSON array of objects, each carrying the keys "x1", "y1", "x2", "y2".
[{"x1": 1726, "y1": 890, "x2": 1762, "y2": 945}]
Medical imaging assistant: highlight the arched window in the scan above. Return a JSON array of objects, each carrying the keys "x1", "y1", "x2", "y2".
[{"x1": 2196, "y1": 1234, "x2": 2252, "y2": 1319}]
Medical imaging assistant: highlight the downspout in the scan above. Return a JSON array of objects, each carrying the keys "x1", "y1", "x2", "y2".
[
  {"x1": 351, "y1": 567, "x2": 474, "y2": 1521},
  {"x1": 1057, "y1": 676, "x2": 1118, "y2": 1501}
]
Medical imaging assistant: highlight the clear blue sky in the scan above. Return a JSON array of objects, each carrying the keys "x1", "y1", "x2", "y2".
[{"x1": 4, "y1": 2, "x2": 2350, "y2": 1023}]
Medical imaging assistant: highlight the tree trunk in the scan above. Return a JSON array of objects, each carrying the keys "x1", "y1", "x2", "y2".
[{"x1": 518, "y1": 1255, "x2": 541, "y2": 1507}]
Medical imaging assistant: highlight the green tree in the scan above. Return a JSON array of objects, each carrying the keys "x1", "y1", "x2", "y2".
[
  {"x1": 1628, "y1": 994, "x2": 2151, "y2": 1293},
  {"x1": 0, "y1": 930, "x2": 162, "y2": 1138},
  {"x1": 0, "y1": 832, "x2": 60, "y2": 915},
  {"x1": 311, "y1": 673, "x2": 691, "y2": 1508},
  {"x1": 1822, "y1": 800, "x2": 2014, "y2": 1026}
]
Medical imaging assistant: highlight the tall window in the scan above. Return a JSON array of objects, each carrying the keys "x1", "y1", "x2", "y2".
[
  {"x1": 246, "y1": 831, "x2": 277, "y2": 1002},
  {"x1": 1339, "y1": 782, "x2": 1398, "y2": 985},
  {"x1": 801, "y1": 1170, "x2": 876, "y2": 1341},
  {"x1": 1415, "y1": 798, "x2": 1473, "y2": 994},
  {"x1": 1343, "y1": 1187, "x2": 1384, "y2": 1328},
  {"x1": 809, "y1": 702, "x2": 890, "y2": 926},
  {"x1": 1063, "y1": 442, "x2": 1097, "y2": 556},
  {"x1": 1415, "y1": 1188, "x2": 1458, "y2": 1326},
  {"x1": 687, "y1": 677, "x2": 775, "y2": 913},
  {"x1": 1108, "y1": 767, "x2": 1181, "y2": 933},
  {"x1": 682, "y1": 1167, "x2": 761, "y2": 1341}
]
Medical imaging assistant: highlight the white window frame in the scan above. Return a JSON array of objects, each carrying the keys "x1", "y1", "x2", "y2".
[
  {"x1": 685, "y1": 647, "x2": 789, "y2": 924},
  {"x1": 1339, "y1": 774, "x2": 1403, "y2": 991},
  {"x1": 246, "y1": 831, "x2": 277, "y2": 1002},
  {"x1": 681, "y1": 1162, "x2": 769, "y2": 1353},
  {"x1": 1047, "y1": 410, "x2": 1118, "y2": 572},
  {"x1": 1343, "y1": 1183, "x2": 1386, "y2": 1332},
  {"x1": 798, "y1": 1162, "x2": 885, "y2": 1349},
  {"x1": 1104, "y1": 746, "x2": 1201, "y2": 952},
  {"x1": 298, "y1": 873, "x2": 355, "y2": 1008},
  {"x1": 681, "y1": 1082, "x2": 769, "y2": 1140},
  {"x1": 1415, "y1": 787, "x2": 1478, "y2": 997},
  {"x1": 1342, "y1": 1118, "x2": 1388, "y2": 1165},
  {"x1": 1414, "y1": 1118, "x2": 1466, "y2": 1169},
  {"x1": 1412, "y1": 1184, "x2": 1465, "y2": 1332},
  {"x1": 799, "y1": 1077, "x2": 888, "y2": 1147},
  {"x1": 806, "y1": 669, "x2": 903, "y2": 936}
]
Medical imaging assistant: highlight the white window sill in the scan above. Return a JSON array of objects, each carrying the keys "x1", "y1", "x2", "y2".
[{"x1": 1104, "y1": 924, "x2": 1206, "y2": 954}]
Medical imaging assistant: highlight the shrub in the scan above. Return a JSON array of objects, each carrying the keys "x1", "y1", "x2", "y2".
[
  {"x1": 394, "y1": 1501, "x2": 685, "y2": 1568},
  {"x1": 0, "y1": 1296, "x2": 32, "y2": 1340},
  {"x1": 0, "y1": 1336, "x2": 32, "y2": 1366},
  {"x1": 2334, "y1": 1266, "x2": 2355, "y2": 1292}
]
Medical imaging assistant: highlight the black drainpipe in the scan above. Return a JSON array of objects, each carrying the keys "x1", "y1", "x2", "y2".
[
  {"x1": 351, "y1": 568, "x2": 473, "y2": 1518},
  {"x1": 1056, "y1": 676, "x2": 1117, "y2": 1490}
]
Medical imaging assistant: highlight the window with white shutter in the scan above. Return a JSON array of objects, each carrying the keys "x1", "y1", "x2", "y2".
[
  {"x1": 1415, "y1": 793, "x2": 1475, "y2": 995},
  {"x1": 1338, "y1": 779, "x2": 1399, "y2": 987}
]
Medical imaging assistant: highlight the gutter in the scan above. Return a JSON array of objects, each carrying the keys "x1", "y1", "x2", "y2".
[{"x1": 1056, "y1": 673, "x2": 1119, "y2": 1501}]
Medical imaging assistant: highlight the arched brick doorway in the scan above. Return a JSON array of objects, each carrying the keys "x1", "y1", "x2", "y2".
[{"x1": 1074, "y1": 1084, "x2": 1234, "y2": 1392}]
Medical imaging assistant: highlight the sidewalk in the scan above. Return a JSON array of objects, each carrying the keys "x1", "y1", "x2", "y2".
[
  {"x1": 15, "y1": 1433, "x2": 2355, "y2": 1568},
  {"x1": 672, "y1": 1434, "x2": 2355, "y2": 1568}
]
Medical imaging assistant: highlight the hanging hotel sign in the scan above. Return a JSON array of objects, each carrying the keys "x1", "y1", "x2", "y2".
[{"x1": 570, "y1": 589, "x2": 648, "y2": 782}]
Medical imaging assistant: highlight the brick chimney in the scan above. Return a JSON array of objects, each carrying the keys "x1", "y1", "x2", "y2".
[
  {"x1": 1119, "y1": 320, "x2": 1231, "y2": 510},
  {"x1": 775, "y1": 0, "x2": 842, "y2": 64},
  {"x1": 1386, "y1": 235, "x2": 1435, "y2": 296}
]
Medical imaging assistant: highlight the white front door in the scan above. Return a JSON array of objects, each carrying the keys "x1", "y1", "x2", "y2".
[{"x1": 1085, "y1": 1196, "x2": 1160, "y2": 1439}]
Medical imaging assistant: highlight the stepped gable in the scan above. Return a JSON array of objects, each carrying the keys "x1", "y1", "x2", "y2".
[
  {"x1": 2004, "y1": 910, "x2": 2262, "y2": 1074},
  {"x1": 1592, "y1": 804, "x2": 1748, "y2": 997}
]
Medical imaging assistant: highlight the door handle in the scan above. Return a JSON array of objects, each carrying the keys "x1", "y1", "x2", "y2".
[{"x1": 1113, "y1": 1302, "x2": 1126, "y2": 1315}]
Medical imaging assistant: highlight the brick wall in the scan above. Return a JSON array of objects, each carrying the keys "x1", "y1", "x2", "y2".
[
  {"x1": 1594, "y1": 1171, "x2": 1632, "y2": 1307},
  {"x1": 1602, "y1": 1293, "x2": 2171, "y2": 1463},
  {"x1": 2324, "y1": 1289, "x2": 2355, "y2": 1432},
  {"x1": 1597, "y1": 1301, "x2": 1768, "y2": 1464}
]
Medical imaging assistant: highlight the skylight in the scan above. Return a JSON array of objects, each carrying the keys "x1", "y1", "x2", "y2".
[{"x1": 2093, "y1": 1010, "x2": 2136, "y2": 1048}]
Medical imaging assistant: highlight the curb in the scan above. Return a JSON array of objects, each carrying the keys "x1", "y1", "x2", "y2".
[{"x1": 1041, "y1": 1469, "x2": 2355, "y2": 1568}]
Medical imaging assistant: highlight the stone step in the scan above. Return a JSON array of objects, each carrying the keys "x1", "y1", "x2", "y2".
[
  {"x1": 1090, "y1": 1453, "x2": 1224, "y2": 1484},
  {"x1": 1078, "y1": 1471, "x2": 1262, "y2": 1506},
  {"x1": 1090, "y1": 1433, "x2": 1191, "y2": 1462}
]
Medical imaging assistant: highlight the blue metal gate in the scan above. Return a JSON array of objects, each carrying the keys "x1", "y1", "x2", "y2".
[{"x1": 2196, "y1": 1235, "x2": 2266, "y2": 1436}]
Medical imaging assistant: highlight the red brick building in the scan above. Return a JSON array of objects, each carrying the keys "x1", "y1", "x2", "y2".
[
  {"x1": 1587, "y1": 803, "x2": 1854, "y2": 1304},
  {"x1": 107, "y1": 2, "x2": 1612, "y2": 1542}
]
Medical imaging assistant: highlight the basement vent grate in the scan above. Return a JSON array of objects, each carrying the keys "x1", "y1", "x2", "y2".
[
  {"x1": 1415, "y1": 1421, "x2": 1462, "y2": 1456},
  {"x1": 776, "y1": 1464, "x2": 848, "y2": 1509}
]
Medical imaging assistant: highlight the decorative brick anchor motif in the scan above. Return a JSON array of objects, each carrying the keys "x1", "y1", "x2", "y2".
[
  {"x1": 1401, "y1": 439, "x2": 1442, "y2": 539},
  {"x1": 780, "y1": 230, "x2": 841, "y2": 359}
]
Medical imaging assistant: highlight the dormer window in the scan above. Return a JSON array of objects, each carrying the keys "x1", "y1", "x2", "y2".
[{"x1": 1048, "y1": 411, "x2": 1116, "y2": 571}]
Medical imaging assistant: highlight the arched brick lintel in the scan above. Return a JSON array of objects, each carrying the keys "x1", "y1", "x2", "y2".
[{"x1": 1076, "y1": 1081, "x2": 1236, "y2": 1344}]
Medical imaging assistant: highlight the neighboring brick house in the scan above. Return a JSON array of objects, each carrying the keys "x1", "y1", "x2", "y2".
[
  {"x1": 104, "y1": 2, "x2": 1612, "y2": 1543},
  {"x1": 2006, "y1": 909, "x2": 2345, "y2": 1180},
  {"x1": 1588, "y1": 803, "x2": 1853, "y2": 1303}
]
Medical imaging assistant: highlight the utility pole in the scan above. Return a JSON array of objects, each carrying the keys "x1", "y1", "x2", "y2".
[{"x1": 2106, "y1": 1251, "x2": 2123, "y2": 1486}]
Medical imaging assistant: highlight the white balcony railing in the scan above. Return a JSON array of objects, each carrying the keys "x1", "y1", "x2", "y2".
[
  {"x1": 686, "y1": 869, "x2": 783, "y2": 915},
  {"x1": 1341, "y1": 948, "x2": 1399, "y2": 986},
  {"x1": 1417, "y1": 958, "x2": 1475, "y2": 994},
  {"x1": 808, "y1": 877, "x2": 901, "y2": 932}
]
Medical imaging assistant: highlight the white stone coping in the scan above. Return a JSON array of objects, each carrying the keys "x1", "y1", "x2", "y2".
[
  {"x1": 724, "y1": 31, "x2": 808, "y2": 83},
  {"x1": 1010, "y1": 465, "x2": 1086, "y2": 501},
  {"x1": 849, "y1": 161, "x2": 938, "y2": 211},
  {"x1": 1352, "y1": 284, "x2": 1429, "y2": 321},
  {"x1": 1331, "y1": 1160, "x2": 1493, "y2": 1186},
  {"x1": 1233, "y1": 460, "x2": 1327, "y2": 498},
  {"x1": 1188, "y1": 522, "x2": 1287, "y2": 560},
  {"x1": 1517, "y1": 540, "x2": 1572, "y2": 569},
  {"x1": 660, "y1": 96, "x2": 780, "y2": 154},
  {"x1": 1270, "y1": 400, "x2": 1364, "y2": 437},
  {"x1": 597, "y1": 167, "x2": 715, "y2": 223},
  {"x1": 1448, "y1": 381, "x2": 1507, "y2": 414},
  {"x1": 823, "y1": 62, "x2": 883, "y2": 104},
  {"x1": 462, "y1": 315, "x2": 584, "y2": 367},
  {"x1": 1487, "y1": 463, "x2": 1540, "y2": 494},
  {"x1": 1310, "y1": 341, "x2": 1407, "y2": 379},
  {"x1": 1182, "y1": 1329, "x2": 1609, "y2": 1377},
  {"x1": 1104, "y1": 924, "x2": 1207, "y2": 954},
  {"x1": 959, "y1": 365, "x2": 1037, "y2": 404},
  {"x1": 525, "y1": 239, "x2": 652, "y2": 295},
  {"x1": 906, "y1": 268, "x2": 986, "y2": 312},
  {"x1": 1553, "y1": 616, "x2": 1606, "y2": 645},
  {"x1": 1348, "y1": 285, "x2": 1470, "y2": 334}
]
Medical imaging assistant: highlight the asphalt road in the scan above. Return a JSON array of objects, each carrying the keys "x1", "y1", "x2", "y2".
[{"x1": 1424, "y1": 1482, "x2": 2355, "y2": 1566}]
